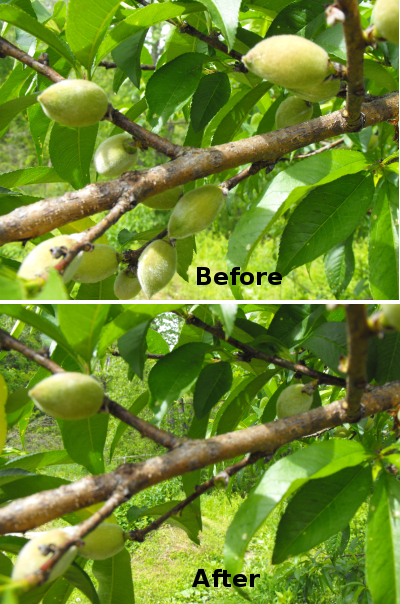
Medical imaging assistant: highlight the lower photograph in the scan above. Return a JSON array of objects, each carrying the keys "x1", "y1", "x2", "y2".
[{"x1": 1, "y1": 302, "x2": 399, "y2": 604}]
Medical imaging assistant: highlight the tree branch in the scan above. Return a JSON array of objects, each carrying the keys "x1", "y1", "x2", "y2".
[
  {"x1": 337, "y1": 0, "x2": 367, "y2": 127},
  {"x1": 0, "y1": 328, "x2": 64, "y2": 374},
  {"x1": 2, "y1": 381, "x2": 399, "y2": 534},
  {"x1": 128, "y1": 450, "x2": 267, "y2": 542},
  {"x1": 181, "y1": 312, "x2": 346, "y2": 387},
  {"x1": 98, "y1": 60, "x2": 155, "y2": 70},
  {"x1": 0, "y1": 36, "x2": 180, "y2": 159},
  {"x1": 1, "y1": 91, "x2": 397, "y2": 246},
  {"x1": 179, "y1": 23, "x2": 245, "y2": 67},
  {"x1": 343, "y1": 304, "x2": 372, "y2": 421}
]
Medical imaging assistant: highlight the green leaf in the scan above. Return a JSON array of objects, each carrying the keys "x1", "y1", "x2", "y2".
[
  {"x1": 75, "y1": 276, "x2": 119, "y2": 301},
  {"x1": 146, "y1": 52, "x2": 205, "y2": 133},
  {"x1": 194, "y1": 361, "x2": 232, "y2": 419},
  {"x1": 256, "y1": 92, "x2": 285, "y2": 135},
  {"x1": 0, "y1": 93, "x2": 38, "y2": 132},
  {"x1": 209, "y1": 303, "x2": 237, "y2": 337},
  {"x1": 190, "y1": 72, "x2": 231, "y2": 133},
  {"x1": 267, "y1": 304, "x2": 326, "y2": 348},
  {"x1": 97, "y1": 305, "x2": 184, "y2": 358},
  {"x1": 58, "y1": 414, "x2": 109, "y2": 475},
  {"x1": 176, "y1": 236, "x2": 195, "y2": 283},
  {"x1": 97, "y1": 1, "x2": 203, "y2": 63},
  {"x1": 43, "y1": 576, "x2": 75, "y2": 604},
  {"x1": 3, "y1": 450, "x2": 73, "y2": 471},
  {"x1": 369, "y1": 179, "x2": 399, "y2": 300},
  {"x1": 277, "y1": 172, "x2": 373, "y2": 276},
  {"x1": 0, "y1": 551, "x2": 12, "y2": 577},
  {"x1": 0, "y1": 468, "x2": 35, "y2": 486},
  {"x1": 224, "y1": 440, "x2": 370, "y2": 579},
  {"x1": 109, "y1": 390, "x2": 149, "y2": 461},
  {"x1": 364, "y1": 58, "x2": 399, "y2": 93},
  {"x1": 118, "y1": 319, "x2": 152, "y2": 380},
  {"x1": 366, "y1": 471, "x2": 400, "y2": 604},
  {"x1": 0, "y1": 5, "x2": 76, "y2": 68},
  {"x1": 0, "y1": 474, "x2": 68, "y2": 504},
  {"x1": 199, "y1": 0, "x2": 241, "y2": 50},
  {"x1": 49, "y1": 123, "x2": 98, "y2": 190},
  {"x1": 325, "y1": 233, "x2": 355, "y2": 298},
  {"x1": 27, "y1": 102, "x2": 51, "y2": 166},
  {"x1": 267, "y1": 0, "x2": 326, "y2": 38},
  {"x1": 227, "y1": 150, "x2": 368, "y2": 295},
  {"x1": 148, "y1": 343, "x2": 211, "y2": 422},
  {"x1": 0, "y1": 304, "x2": 80, "y2": 362},
  {"x1": 272, "y1": 464, "x2": 372, "y2": 563},
  {"x1": 303, "y1": 322, "x2": 347, "y2": 376},
  {"x1": 64, "y1": 562, "x2": 100, "y2": 604},
  {"x1": 34, "y1": 268, "x2": 69, "y2": 301},
  {"x1": 58, "y1": 304, "x2": 110, "y2": 364},
  {"x1": 260, "y1": 382, "x2": 287, "y2": 423},
  {"x1": 367, "y1": 332, "x2": 400, "y2": 384},
  {"x1": 212, "y1": 81, "x2": 271, "y2": 145},
  {"x1": 0, "y1": 535, "x2": 28, "y2": 555},
  {"x1": 0, "y1": 167, "x2": 65, "y2": 188},
  {"x1": 66, "y1": 0, "x2": 121, "y2": 71},
  {"x1": 147, "y1": 329, "x2": 169, "y2": 355},
  {"x1": 181, "y1": 412, "x2": 209, "y2": 529},
  {"x1": 112, "y1": 30, "x2": 147, "y2": 90},
  {"x1": 216, "y1": 370, "x2": 276, "y2": 435},
  {"x1": 92, "y1": 548, "x2": 134, "y2": 604}
]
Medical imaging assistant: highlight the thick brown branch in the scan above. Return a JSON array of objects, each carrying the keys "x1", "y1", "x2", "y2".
[
  {"x1": 337, "y1": 0, "x2": 366, "y2": 127},
  {"x1": 343, "y1": 304, "x2": 372, "y2": 421},
  {"x1": 2, "y1": 382, "x2": 399, "y2": 534},
  {"x1": 1, "y1": 91, "x2": 397, "y2": 246},
  {"x1": 182, "y1": 312, "x2": 346, "y2": 387}
]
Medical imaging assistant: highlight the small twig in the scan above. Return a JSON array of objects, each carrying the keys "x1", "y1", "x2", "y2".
[
  {"x1": 0, "y1": 327, "x2": 179, "y2": 450},
  {"x1": 111, "y1": 350, "x2": 165, "y2": 359},
  {"x1": 0, "y1": 36, "x2": 65, "y2": 82},
  {"x1": 128, "y1": 450, "x2": 267, "y2": 542},
  {"x1": 342, "y1": 305, "x2": 372, "y2": 422},
  {"x1": 54, "y1": 194, "x2": 135, "y2": 279},
  {"x1": 121, "y1": 228, "x2": 168, "y2": 266},
  {"x1": 179, "y1": 23, "x2": 245, "y2": 68},
  {"x1": 295, "y1": 138, "x2": 345, "y2": 158},
  {"x1": 0, "y1": 328, "x2": 64, "y2": 374},
  {"x1": 0, "y1": 36, "x2": 181, "y2": 159},
  {"x1": 103, "y1": 397, "x2": 182, "y2": 450},
  {"x1": 176, "y1": 312, "x2": 346, "y2": 387},
  {"x1": 221, "y1": 161, "x2": 276, "y2": 192},
  {"x1": 99, "y1": 60, "x2": 155, "y2": 70},
  {"x1": 336, "y1": 0, "x2": 366, "y2": 128}
]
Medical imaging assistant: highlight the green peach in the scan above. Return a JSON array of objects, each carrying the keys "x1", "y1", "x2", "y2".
[
  {"x1": 168, "y1": 185, "x2": 224, "y2": 239},
  {"x1": 287, "y1": 78, "x2": 340, "y2": 103},
  {"x1": 276, "y1": 384, "x2": 313, "y2": 419},
  {"x1": 137, "y1": 240, "x2": 177, "y2": 299},
  {"x1": 94, "y1": 133, "x2": 138, "y2": 178},
  {"x1": 79, "y1": 524, "x2": 126, "y2": 560},
  {"x1": 275, "y1": 97, "x2": 313, "y2": 129},
  {"x1": 12, "y1": 529, "x2": 77, "y2": 582},
  {"x1": 29, "y1": 372, "x2": 104, "y2": 420},
  {"x1": 38, "y1": 80, "x2": 108, "y2": 128},
  {"x1": 373, "y1": 0, "x2": 399, "y2": 44},
  {"x1": 242, "y1": 35, "x2": 330, "y2": 89},
  {"x1": 142, "y1": 185, "x2": 184, "y2": 210},
  {"x1": 381, "y1": 304, "x2": 400, "y2": 330},
  {"x1": 71, "y1": 244, "x2": 120, "y2": 283},
  {"x1": 18, "y1": 235, "x2": 82, "y2": 283},
  {"x1": 113, "y1": 271, "x2": 141, "y2": 300}
]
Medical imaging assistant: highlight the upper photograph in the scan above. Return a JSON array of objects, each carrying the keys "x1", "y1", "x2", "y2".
[{"x1": 0, "y1": 0, "x2": 398, "y2": 301}]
